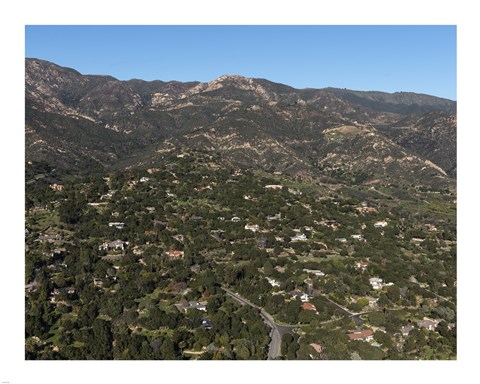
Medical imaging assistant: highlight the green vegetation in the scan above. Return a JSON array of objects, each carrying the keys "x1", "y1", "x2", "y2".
[{"x1": 25, "y1": 151, "x2": 456, "y2": 360}]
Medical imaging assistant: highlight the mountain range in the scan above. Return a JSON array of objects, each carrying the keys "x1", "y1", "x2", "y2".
[{"x1": 25, "y1": 58, "x2": 456, "y2": 187}]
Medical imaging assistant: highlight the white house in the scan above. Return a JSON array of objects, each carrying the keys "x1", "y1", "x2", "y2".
[
  {"x1": 369, "y1": 277, "x2": 384, "y2": 290},
  {"x1": 291, "y1": 233, "x2": 307, "y2": 242},
  {"x1": 245, "y1": 224, "x2": 260, "y2": 232},
  {"x1": 374, "y1": 221, "x2": 388, "y2": 228},
  {"x1": 108, "y1": 222, "x2": 125, "y2": 229},
  {"x1": 303, "y1": 269, "x2": 325, "y2": 277},
  {"x1": 351, "y1": 234, "x2": 363, "y2": 240},
  {"x1": 265, "y1": 185, "x2": 283, "y2": 190},
  {"x1": 266, "y1": 277, "x2": 280, "y2": 287}
]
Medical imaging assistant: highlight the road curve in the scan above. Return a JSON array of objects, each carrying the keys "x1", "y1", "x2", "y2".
[{"x1": 221, "y1": 287, "x2": 291, "y2": 359}]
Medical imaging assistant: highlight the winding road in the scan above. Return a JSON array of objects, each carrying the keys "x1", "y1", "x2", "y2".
[{"x1": 221, "y1": 287, "x2": 297, "y2": 359}]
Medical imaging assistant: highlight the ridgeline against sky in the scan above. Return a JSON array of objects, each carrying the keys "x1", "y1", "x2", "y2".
[{"x1": 25, "y1": 25, "x2": 456, "y2": 100}]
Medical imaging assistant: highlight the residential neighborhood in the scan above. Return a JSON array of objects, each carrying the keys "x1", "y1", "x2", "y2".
[{"x1": 25, "y1": 151, "x2": 456, "y2": 360}]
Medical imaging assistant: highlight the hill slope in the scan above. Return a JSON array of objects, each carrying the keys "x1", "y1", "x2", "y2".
[{"x1": 25, "y1": 58, "x2": 456, "y2": 187}]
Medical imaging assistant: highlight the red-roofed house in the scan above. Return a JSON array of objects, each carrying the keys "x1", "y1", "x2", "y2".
[
  {"x1": 347, "y1": 329, "x2": 374, "y2": 341},
  {"x1": 165, "y1": 250, "x2": 184, "y2": 259},
  {"x1": 309, "y1": 343, "x2": 323, "y2": 354},
  {"x1": 301, "y1": 302, "x2": 316, "y2": 311}
]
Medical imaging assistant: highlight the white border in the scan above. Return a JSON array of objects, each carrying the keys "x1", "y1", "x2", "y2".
[{"x1": 2, "y1": 1, "x2": 477, "y2": 383}]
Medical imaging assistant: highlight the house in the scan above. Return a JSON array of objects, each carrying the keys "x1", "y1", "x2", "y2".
[
  {"x1": 309, "y1": 343, "x2": 323, "y2": 354},
  {"x1": 200, "y1": 318, "x2": 213, "y2": 330},
  {"x1": 231, "y1": 216, "x2": 241, "y2": 222},
  {"x1": 100, "y1": 192, "x2": 113, "y2": 200},
  {"x1": 351, "y1": 234, "x2": 363, "y2": 240},
  {"x1": 374, "y1": 221, "x2": 388, "y2": 228},
  {"x1": 108, "y1": 222, "x2": 125, "y2": 229},
  {"x1": 140, "y1": 177, "x2": 150, "y2": 182},
  {"x1": 290, "y1": 290, "x2": 310, "y2": 302},
  {"x1": 291, "y1": 233, "x2": 307, "y2": 242},
  {"x1": 245, "y1": 223, "x2": 260, "y2": 232},
  {"x1": 165, "y1": 250, "x2": 184, "y2": 259},
  {"x1": 335, "y1": 237, "x2": 347, "y2": 243},
  {"x1": 302, "y1": 302, "x2": 316, "y2": 311},
  {"x1": 267, "y1": 213, "x2": 281, "y2": 221},
  {"x1": 356, "y1": 206, "x2": 377, "y2": 213},
  {"x1": 266, "y1": 277, "x2": 280, "y2": 287},
  {"x1": 417, "y1": 318, "x2": 440, "y2": 331},
  {"x1": 146, "y1": 207, "x2": 156, "y2": 212},
  {"x1": 99, "y1": 240, "x2": 128, "y2": 251},
  {"x1": 303, "y1": 269, "x2": 325, "y2": 277},
  {"x1": 35, "y1": 234, "x2": 60, "y2": 244},
  {"x1": 49, "y1": 183, "x2": 64, "y2": 191},
  {"x1": 347, "y1": 329, "x2": 374, "y2": 341},
  {"x1": 401, "y1": 324, "x2": 415, "y2": 336},
  {"x1": 173, "y1": 234, "x2": 184, "y2": 242},
  {"x1": 179, "y1": 301, "x2": 207, "y2": 312},
  {"x1": 147, "y1": 168, "x2": 160, "y2": 174},
  {"x1": 369, "y1": 277, "x2": 384, "y2": 290},
  {"x1": 355, "y1": 261, "x2": 369, "y2": 271},
  {"x1": 265, "y1": 184, "x2": 283, "y2": 190},
  {"x1": 288, "y1": 188, "x2": 302, "y2": 195}
]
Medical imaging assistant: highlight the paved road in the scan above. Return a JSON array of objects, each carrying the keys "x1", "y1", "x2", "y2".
[
  {"x1": 312, "y1": 289, "x2": 367, "y2": 326},
  {"x1": 221, "y1": 287, "x2": 297, "y2": 359}
]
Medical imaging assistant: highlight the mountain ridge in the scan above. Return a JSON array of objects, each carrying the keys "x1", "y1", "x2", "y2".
[{"x1": 25, "y1": 58, "x2": 456, "y2": 188}]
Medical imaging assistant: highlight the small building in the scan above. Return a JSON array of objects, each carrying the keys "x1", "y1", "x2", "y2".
[
  {"x1": 108, "y1": 222, "x2": 125, "y2": 229},
  {"x1": 245, "y1": 223, "x2": 260, "y2": 232},
  {"x1": 347, "y1": 329, "x2": 374, "y2": 341},
  {"x1": 267, "y1": 213, "x2": 281, "y2": 221},
  {"x1": 302, "y1": 302, "x2": 316, "y2": 311},
  {"x1": 401, "y1": 324, "x2": 415, "y2": 336},
  {"x1": 290, "y1": 291, "x2": 310, "y2": 302},
  {"x1": 231, "y1": 216, "x2": 241, "y2": 222},
  {"x1": 303, "y1": 269, "x2": 325, "y2": 277},
  {"x1": 288, "y1": 188, "x2": 302, "y2": 195},
  {"x1": 351, "y1": 234, "x2": 363, "y2": 240},
  {"x1": 35, "y1": 234, "x2": 61, "y2": 244},
  {"x1": 165, "y1": 250, "x2": 184, "y2": 259},
  {"x1": 49, "y1": 183, "x2": 64, "y2": 191},
  {"x1": 309, "y1": 343, "x2": 323, "y2": 354},
  {"x1": 265, "y1": 184, "x2": 283, "y2": 190},
  {"x1": 266, "y1": 277, "x2": 280, "y2": 287},
  {"x1": 335, "y1": 237, "x2": 347, "y2": 243},
  {"x1": 291, "y1": 233, "x2": 307, "y2": 242},
  {"x1": 201, "y1": 319, "x2": 213, "y2": 330},
  {"x1": 99, "y1": 240, "x2": 128, "y2": 251},
  {"x1": 355, "y1": 261, "x2": 369, "y2": 271},
  {"x1": 140, "y1": 177, "x2": 150, "y2": 183},
  {"x1": 374, "y1": 221, "x2": 388, "y2": 228},
  {"x1": 369, "y1": 277, "x2": 384, "y2": 290},
  {"x1": 417, "y1": 318, "x2": 440, "y2": 331}
]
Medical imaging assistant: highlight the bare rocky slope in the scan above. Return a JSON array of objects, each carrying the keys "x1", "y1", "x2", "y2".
[{"x1": 25, "y1": 58, "x2": 456, "y2": 188}]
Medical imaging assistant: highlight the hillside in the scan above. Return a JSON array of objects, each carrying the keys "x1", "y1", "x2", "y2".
[{"x1": 25, "y1": 58, "x2": 456, "y2": 187}]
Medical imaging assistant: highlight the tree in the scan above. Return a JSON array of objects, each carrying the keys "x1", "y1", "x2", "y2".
[{"x1": 386, "y1": 285, "x2": 401, "y2": 303}]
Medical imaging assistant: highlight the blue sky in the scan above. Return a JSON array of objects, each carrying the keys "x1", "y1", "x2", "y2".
[{"x1": 25, "y1": 25, "x2": 456, "y2": 100}]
